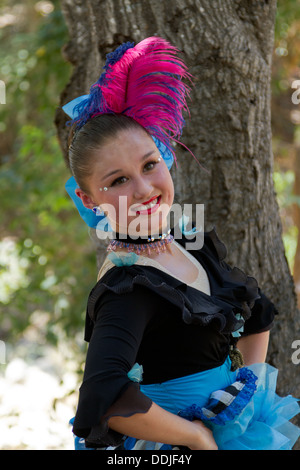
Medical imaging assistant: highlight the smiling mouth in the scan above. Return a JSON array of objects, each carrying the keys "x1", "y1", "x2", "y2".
[{"x1": 133, "y1": 195, "x2": 161, "y2": 215}]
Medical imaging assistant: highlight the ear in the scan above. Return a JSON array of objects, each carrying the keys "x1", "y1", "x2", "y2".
[{"x1": 75, "y1": 188, "x2": 96, "y2": 210}]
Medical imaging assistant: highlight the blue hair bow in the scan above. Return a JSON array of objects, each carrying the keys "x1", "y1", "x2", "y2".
[
  {"x1": 63, "y1": 95, "x2": 174, "y2": 229},
  {"x1": 65, "y1": 176, "x2": 111, "y2": 230}
]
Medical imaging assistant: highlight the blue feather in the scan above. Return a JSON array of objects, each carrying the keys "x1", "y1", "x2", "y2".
[{"x1": 103, "y1": 42, "x2": 135, "y2": 70}]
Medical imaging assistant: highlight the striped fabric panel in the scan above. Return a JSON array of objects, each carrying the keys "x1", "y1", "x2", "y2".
[{"x1": 201, "y1": 381, "x2": 245, "y2": 419}]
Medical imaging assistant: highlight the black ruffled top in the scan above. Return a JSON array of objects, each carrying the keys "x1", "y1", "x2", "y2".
[{"x1": 72, "y1": 228, "x2": 276, "y2": 447}]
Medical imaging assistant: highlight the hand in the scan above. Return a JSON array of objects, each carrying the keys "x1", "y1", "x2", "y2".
[{"x1": 188, "y1": 420, "x2": 218, "y2": 450}]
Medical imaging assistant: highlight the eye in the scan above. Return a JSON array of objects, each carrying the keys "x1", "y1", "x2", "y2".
[
  {"x1": 111, "y1": 176, "x2": 128, "y2": 187},
  {"x1": 143, "y1": 160, "x2": 158, "y2": 172}
]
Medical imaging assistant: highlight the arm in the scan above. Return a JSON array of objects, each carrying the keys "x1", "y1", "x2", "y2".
[
  {"x1": 236, "y1": 289, "x2": 276, "y2": 365},
  {"x1": 108, "y1": 402, "x2": 217, "y2": 450},
  {"x1": 236, "y1": 331, "x2": 269, "y2": 365}
]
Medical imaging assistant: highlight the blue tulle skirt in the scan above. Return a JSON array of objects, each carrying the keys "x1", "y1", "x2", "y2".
[
  {"x1": 138, "y1": 358, "x2": 300, "y2": 450},
  {"x1": 71, "y1": 357, "x2": 300, "y2": 450}
]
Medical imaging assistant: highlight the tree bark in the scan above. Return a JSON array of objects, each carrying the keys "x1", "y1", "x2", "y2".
[{"x1": 55, "y1": 0, "x2": 300, "y2": 428}]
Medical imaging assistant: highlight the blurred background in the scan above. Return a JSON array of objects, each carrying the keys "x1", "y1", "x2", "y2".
[{"x1": 0, "y1": 0, "x2": 299, "y2": 450}]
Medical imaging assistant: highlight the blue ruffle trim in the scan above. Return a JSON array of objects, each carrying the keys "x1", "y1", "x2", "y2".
[
  {"x1": 127, "y1": 363, "x2": 144, "y2": 383},
  {"x1": 178, "y1": 214, "x2": 201, "y2": 236},
  {"x1": 178, "y1": 367, "x2": 257, "y2": 426},
  {"x1": 108, "y1": 252, "x2": 140, "y2": 267}
]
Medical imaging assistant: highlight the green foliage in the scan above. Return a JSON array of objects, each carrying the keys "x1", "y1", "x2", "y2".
[
  {"x1": 275, "y1": 0, "x2": 300, "y2": 37},
  {"x1": 0, "y1": 123, "x2": 97, "y2": 341},
  {"x1": 0, "y1": 2, "x2": 69, "y2": 128},
  {"x1": 273, "y1": 170, "x2": 300, "y2": 208},
  {"x1": 272, "y1": 1, "x2": 300, "y2": 275},
  {"x1": 273, "y1": 169, "x2": 299, "y2": 272},
  {"x1": 0, "y1": 1, "x2": 97, "y2": 347}
]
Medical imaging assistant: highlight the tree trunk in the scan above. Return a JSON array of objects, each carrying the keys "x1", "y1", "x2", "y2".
[{"x1": 55, "y1": 0, "x2": 300, "y2": 427}]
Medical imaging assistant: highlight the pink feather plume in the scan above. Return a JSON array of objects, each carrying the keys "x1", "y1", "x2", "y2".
[{"x1": 91, "y1": 37, "x2": 192, "y2": 159}]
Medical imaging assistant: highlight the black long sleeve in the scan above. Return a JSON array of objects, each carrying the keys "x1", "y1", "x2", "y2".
[{"x1": 72, "y1": 286, "x2": 153, "y2": 443}]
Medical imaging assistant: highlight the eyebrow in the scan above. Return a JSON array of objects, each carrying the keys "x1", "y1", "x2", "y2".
[{"x1": 101, "y1": 150, "x2": 156, "y2": 181}]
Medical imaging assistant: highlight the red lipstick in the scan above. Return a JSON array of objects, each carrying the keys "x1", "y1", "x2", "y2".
[{"x1": 142, "y1": 195, "x2": 160, "y2": 205}]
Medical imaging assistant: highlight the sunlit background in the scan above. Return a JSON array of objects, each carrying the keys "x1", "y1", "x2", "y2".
[{"x1": 0, "y1": 0, "x2": 299, "y2": 450}]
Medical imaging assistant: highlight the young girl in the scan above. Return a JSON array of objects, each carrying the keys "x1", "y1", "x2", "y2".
[{"x1": 63, "y1": 37, "x2": 299, "y2": 450}]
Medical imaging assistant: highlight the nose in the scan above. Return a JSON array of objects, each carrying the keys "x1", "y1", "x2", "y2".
[{"x1": 132, "y1": 176, "x2": 153, "y2": 201}]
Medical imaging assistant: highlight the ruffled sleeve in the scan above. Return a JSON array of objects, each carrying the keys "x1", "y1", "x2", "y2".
[
  {"x1": 72, "y1": 285, "x2": 154, "y2": 447},
  {"x1": 183, "y1": 228, "x2": 276, "y2": 336},
  {"x1": 241, "y1": 290, "x2": 277, "y2": 336}
]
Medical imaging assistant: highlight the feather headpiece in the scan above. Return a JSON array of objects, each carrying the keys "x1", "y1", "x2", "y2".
[
  {"x1": 64, "y1": 37, "x2": 192, "y2": 164},
  {"x1": 63, "y1": 37, "x2": 193, "y2": 230}
]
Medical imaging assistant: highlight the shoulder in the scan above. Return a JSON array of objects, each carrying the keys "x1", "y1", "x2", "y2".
[
  {"x1": 88, "y1": 261, "x2": 185, "y2": 320},
  {"x1": 84, "y1": 262, "x2": 184, "y2": 342}
]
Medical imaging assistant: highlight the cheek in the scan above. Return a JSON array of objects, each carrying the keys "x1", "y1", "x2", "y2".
[
  {"x1": 161, "y1": 170, "x2": 174, "y2": 203},
  {"x1": 101, "y1": 194, "x2": 133, "y2": 229},
  {"x1": 100, "y1": 196, "x2": 120, "y2": 222}
]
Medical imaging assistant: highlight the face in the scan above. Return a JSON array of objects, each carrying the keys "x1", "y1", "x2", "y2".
[{"x1": 76, "y1": 127, "x2": 174, "y2": 236}]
